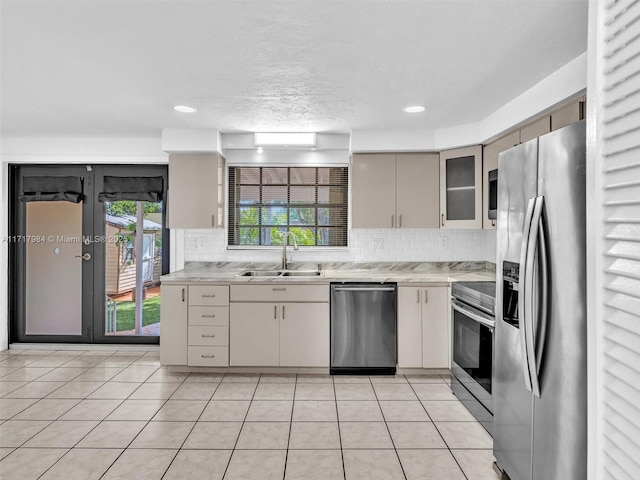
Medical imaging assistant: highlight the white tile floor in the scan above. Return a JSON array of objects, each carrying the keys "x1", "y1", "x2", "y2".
[{"x1": 0, "y1": 349, "x2": 500, "y2": 480}]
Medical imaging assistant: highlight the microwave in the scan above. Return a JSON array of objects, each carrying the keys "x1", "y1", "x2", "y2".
[{"x1": 488, "y1": 169, "x2": 498, "y2": 220}]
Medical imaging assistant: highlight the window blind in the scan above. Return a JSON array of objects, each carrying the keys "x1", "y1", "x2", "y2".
[
  {"x1": 228, "y1": 166, "x2": 348, "y2": 247},
  {"x1": 599, "y1": 0, "x2": 640, "y2": 478}
]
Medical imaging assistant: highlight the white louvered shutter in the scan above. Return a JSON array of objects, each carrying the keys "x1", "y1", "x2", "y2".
[{"x1": 596, "y1": 0, "x2": 640, "y2": 478}]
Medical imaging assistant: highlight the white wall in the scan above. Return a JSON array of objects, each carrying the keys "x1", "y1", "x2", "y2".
[{"x1": 184, "y1": 228, "x2": 495, "y2": 264}]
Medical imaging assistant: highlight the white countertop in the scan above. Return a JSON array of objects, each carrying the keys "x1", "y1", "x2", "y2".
[{"x1": 161, "y1": 261, "x2": 496, "y2": 286}]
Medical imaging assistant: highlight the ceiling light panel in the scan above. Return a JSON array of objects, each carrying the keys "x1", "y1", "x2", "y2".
[{"x1": 254, "y1": 132, "x2": 316, "y2": 147}]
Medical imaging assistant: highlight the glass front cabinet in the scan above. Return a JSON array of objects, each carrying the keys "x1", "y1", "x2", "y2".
[{"x1": 439, "y1": 145, "x2": 483, "y2": 229}]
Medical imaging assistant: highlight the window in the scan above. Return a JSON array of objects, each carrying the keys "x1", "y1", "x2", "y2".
[{"x1": 228, "y1": 166, "x2": 348, "y2": 247}]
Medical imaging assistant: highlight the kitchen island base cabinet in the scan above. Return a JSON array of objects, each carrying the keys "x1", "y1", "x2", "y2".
[
  {"x1": 397, "y1": 286, "x2": 450, "y2": 369},
  {"x1": 229, "y1": 303, "x2": 280, "y2": 367},
  {"x1": 160, "y1": 285, "x2": 188, "y2": 366}
]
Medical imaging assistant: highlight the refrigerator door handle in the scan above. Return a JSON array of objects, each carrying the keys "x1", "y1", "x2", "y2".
[
  {"x1": 535, "y1": 202, "x2": 549, "y2": 380},
  {"x1": 519, "y1": 197, "x2": 536, "y2": 393},
  {"x1": 525, "y1": 196, "x2": 544, "y2": 398}
]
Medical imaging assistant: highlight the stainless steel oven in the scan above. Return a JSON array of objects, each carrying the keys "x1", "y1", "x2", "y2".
[{"x1": 451, "y1": 281, "x2": 495, "y2": 435}]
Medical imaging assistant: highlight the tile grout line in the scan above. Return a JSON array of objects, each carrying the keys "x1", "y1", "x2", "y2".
[
  {"x1": 32, "y1": 351, "x2": 155, "y2": 480},
  {"x1": 219, "y1": 373, "x2": 261, "y2": 480},
  {"x1": 159, "y1": 371, "x2": 226, "y2": 479},
  {"x1": 282, "y1": 374, "x2": 298, "y2": 480},
  {"x1": 406, "y1": 377, "x2": 470, "y2": 480},
  {"x1": 370, "y1": 375, "x2": 408, "y2": 480},
  {"x1": 94, "y1": 364, "x2": 189, "y2": 480},
  {"x1": 332, "y1": 375, "x2": 347, "y2": 480}
]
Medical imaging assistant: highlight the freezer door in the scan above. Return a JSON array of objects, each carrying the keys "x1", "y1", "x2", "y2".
[
  {"x1": 532, "y1": 121, "x2": 587, "y2": 480},
  {"x1": 494, "y1": 139, "x2": 538, "y2": 480}
]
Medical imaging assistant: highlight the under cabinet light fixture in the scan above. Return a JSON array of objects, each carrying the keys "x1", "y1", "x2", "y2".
[
  {"x1": 174, "y1": 105, "x2": 197, "y2": 113},
  {"x1": 403, "y1": 105, "x2": 426, "y2": 113},
  {"x1": 254, "y1": 132, "x2": 316, "y2": 147}
]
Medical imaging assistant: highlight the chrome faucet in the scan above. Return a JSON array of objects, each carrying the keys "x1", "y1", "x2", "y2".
[{"x1": 281, "y1": 232, "x2": 299, "y2": 270}]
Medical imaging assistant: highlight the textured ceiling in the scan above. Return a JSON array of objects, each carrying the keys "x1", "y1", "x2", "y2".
[{"x1": 0, "y1": 0, "x2": 588, "y2": 138}]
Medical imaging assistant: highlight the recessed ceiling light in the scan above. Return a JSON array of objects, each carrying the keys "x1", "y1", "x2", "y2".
[
  {"x1": 257, "y1": 147, "x2": 264, "y2": 154},
  {"x1": 174, "y1": 105, "x2": 197, "y2": 113},
  {"x1": 403, "y1": 105, "x2": 426, "y2": 113}
]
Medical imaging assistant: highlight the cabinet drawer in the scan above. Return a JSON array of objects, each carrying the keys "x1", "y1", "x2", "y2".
[
  {"x1": 230, "y1": 284, "x2": 329, "y2": 302},
  {"x1": 188, "y1": 346, "x2": 229, "y2": 367},
  {"x1": 189, "y1": 286, "x2": 229, "y2": 306},
  {"x1": 188, "y1": 306, "x2": 229, "y2": 326},
  {"x1": 188, "y1": 326, "x2": 228, "y2": 346}
]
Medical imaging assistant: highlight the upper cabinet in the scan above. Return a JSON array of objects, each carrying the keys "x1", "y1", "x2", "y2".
[
  {"x1": 352, "y1": 153, "x2": 439, "y2": 229},
  {"x1": 439, "y1": 145, "x2": 483, "y2": 229},
  {"x1": 519, "y1": 116, "x2": 551, "y2": 143},
  {"x1": 168, "y1": 153, "x2": 226, "y2": 229},
  {"x1": 482, "y1": 131, "x2": 519, "y2": 229},
  {"x1": 551, "y1": 97, "x2": 585, "y2": 131}
]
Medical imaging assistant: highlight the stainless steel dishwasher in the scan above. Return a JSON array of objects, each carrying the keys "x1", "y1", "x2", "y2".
[{"x1": 330, "y1": 283, "x2": 397, "y2": 375}]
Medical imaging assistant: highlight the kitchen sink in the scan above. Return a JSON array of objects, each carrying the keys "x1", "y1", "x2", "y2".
[
  {"x1": 237, "y1": 269, "x2": 323, "y2": 277},
  {"x1": 281, "y1": 270, "x2": 323, "y2": 277},
  {"x1": 238, "y1": 270, "x2": 282, "y2": 277}
]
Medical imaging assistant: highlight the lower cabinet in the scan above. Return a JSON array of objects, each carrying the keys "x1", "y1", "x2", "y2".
[
  {"x1": 280, "y1": 303, "x2": 330, "y2": 367},
  {"x1": 229, "y1": 303, "x2": 280, "y2": 366},
  {"x1": 160, "y1": 285, "x2": 188, "y2": 366},
  {"x1": 160, "y1": 284, "x2": 230, "y2": 367},
  {"x1": 229, "y1": 285, "x2": 330, "y2": 367},
  {"x1": 397, "y1": 285, "x2": 450, "y2": 369}
]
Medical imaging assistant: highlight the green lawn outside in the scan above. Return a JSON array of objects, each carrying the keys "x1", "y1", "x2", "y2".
[{"x1": 113, "y1": 295, "x2": 161, "y2": 331}]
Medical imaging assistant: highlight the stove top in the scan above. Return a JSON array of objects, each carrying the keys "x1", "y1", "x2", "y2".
[{"x1": 451, "y1": 281, "x2": 496, "y2": 316}]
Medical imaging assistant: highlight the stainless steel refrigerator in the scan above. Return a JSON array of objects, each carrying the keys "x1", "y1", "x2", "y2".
[{"x1": 494, "y1": 120, "x2": 587, "y2": 480}]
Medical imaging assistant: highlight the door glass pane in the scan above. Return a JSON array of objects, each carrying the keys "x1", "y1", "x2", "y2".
[
  {"x1": 25, "y1": 201, "x2": 83, "y2": 335},
  {"x1": 104, "y1": 200, "x2": 162, "y2": 337},
  {"x1": 446, "y1": 155, "x2": 475, "y2": 220}
]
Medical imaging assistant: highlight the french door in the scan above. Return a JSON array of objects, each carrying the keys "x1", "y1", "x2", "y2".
[{"x1": 9, "y1": 164, "x2": 169, "y2": 344}]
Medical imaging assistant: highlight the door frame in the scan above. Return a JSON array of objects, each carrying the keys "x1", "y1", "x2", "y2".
[
  {"x1": 91, "y1": 164, "x2": 169, "y2": 344},
  {"x1": 9, "y1": 164, "x2": 169, "y2": 344}
]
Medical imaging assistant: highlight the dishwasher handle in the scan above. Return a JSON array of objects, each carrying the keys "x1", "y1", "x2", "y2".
[{"x1": 332, "y1": 286, "x2": 396, "y2": 292}]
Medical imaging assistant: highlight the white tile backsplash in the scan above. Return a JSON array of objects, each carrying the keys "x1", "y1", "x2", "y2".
[{"x1": 183, "y1": 228, "x2": 496, "y2": 263}]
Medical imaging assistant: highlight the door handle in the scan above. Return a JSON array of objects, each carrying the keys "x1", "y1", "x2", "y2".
[
  {"x1": 75, "y1": 253, "x2": 92, "y2": 261},
  {"x1": 525, "y1": 196, "x2": 545, "y2": 398},
  {"x1": 399, "y1": 214, "x2": 402, "y2": 228},
  {"x1": 441, "y1": 214, "x2": 445, "y2": 227},
  {"x1": 519, "y1": 197, "x2": 536, "y2": 393}
]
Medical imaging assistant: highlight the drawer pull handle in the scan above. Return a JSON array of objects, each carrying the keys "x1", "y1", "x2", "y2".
[
  {"x1": 202, "y1": 314, "x2": 216, "y2": 318},
  {"x1": 202, "y1": 294, "x2": 216, "y2": 298},
  {"x1": 201, "y1": 354, "x2": 216, "y2": 358},
  {"x1": 272, "y1": 288, "x2": 286, "y2": 291},
  {"x1": 201, "y1": 334, "x2": 216, "y2": 338}
]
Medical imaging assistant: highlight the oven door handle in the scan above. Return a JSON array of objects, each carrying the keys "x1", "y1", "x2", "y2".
[{"x1": 451, "y1": 299, "x2": 495, "y2": 329}]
